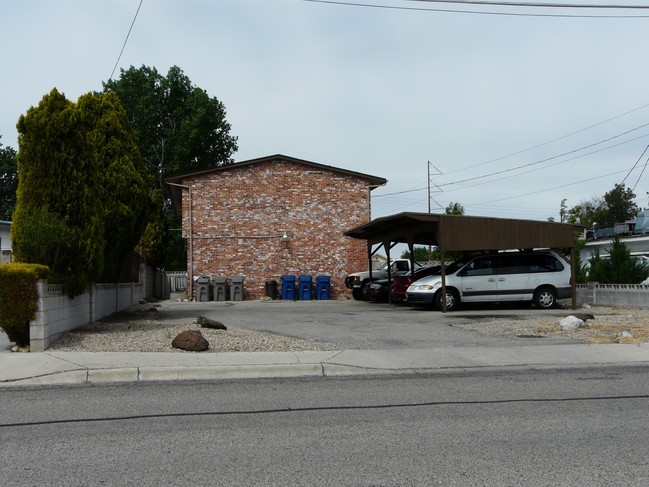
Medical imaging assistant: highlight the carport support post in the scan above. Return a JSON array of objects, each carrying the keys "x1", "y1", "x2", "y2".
[
  {"x1": 384, "y1": 240, "x2": 392, "y2": 304},
  {"x1": 440, "y1": 249, "x2": 447, "y2": 313},
  {"x1": 571, "y1": 246, "x2": 577, "y2": 310}
]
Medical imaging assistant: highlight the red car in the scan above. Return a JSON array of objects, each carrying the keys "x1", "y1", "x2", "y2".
[{"x1": 389, "y1": 265, "x2": 440, "y2": 303}]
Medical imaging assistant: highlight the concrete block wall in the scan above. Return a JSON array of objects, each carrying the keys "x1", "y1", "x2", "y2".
[
  {"x1": 576, "y1": 284, "x2": 649, "y2": 308},
  {"x1": 31, "y1": 282, "x2": 90, "y2": 351},
  {"x1": 181, "y1": 159, "x2": 372, "y2": 300},
  {"x1": 95, "y1": 283, "x2": 120, "y2": 319},
  {"x1": 29, "y1": 278, "x2": 146, "y2": 352}
]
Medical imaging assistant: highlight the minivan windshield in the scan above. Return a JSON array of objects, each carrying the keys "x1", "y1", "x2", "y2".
[{"x1": 444, "y1": 256, "x2": 473, "y2": 275}]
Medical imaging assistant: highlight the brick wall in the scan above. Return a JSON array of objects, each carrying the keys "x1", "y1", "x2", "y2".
[{"x1": 179, "y1": 158, "x2": 376, "y2": 299}]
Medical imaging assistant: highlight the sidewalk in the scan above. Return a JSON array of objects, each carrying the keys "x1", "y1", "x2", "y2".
[{"x1": 1, "y1": 343, "x2": 648, "y2": 387}]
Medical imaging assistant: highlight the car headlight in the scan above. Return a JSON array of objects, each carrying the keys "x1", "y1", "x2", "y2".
[{"x1": 408, "y1": 283, "x2": 438, "y2": 291}]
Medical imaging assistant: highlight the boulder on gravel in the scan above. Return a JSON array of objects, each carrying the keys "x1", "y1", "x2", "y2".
[
  {"x1": 559, "y1": 316, "x2": 584, "y2": 331},
  {"x1": 171, "y1": 330, "x2": 209, "y2": 351},
  {"x1": 197, "y1": 316, "x2": 227, "y2": 330}
]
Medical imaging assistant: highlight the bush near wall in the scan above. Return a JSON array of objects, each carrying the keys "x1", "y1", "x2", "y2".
[{"x1": 0, "y1": 263, "x2": 49, "y2": 346}]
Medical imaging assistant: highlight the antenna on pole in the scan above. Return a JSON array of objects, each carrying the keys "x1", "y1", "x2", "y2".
[
  {"x1": 427, "y1": 161, "x2": 443, "y2": 213},
  {"x1": 427, "y1": 161, "x2": 443, "y2": 262}
]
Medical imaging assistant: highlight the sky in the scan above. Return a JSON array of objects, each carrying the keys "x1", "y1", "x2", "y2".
[{"x1": 2, "y1": 0, "x2": 649, "y2": 224}]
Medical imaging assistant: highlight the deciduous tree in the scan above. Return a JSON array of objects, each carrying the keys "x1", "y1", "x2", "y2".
[
  {"x1": 563, "y1": 184, "x2": 639, "y2": 229},
  {"x1": 102, "y1": 65, "x2": 238, "y2": 269}
]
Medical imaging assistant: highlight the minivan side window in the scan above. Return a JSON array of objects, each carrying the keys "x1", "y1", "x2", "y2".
[
  {"x1": 495, "y1": 255, "x2": 529, "y2": 275},
  {"x1": 470, "y1": 253, "x2": 565, "y2": 275}
]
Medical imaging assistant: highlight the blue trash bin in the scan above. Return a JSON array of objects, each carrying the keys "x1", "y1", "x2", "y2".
[
  {"x1": 315, "y1": 275, "x2": 330, "y2": 300},
  {"x1": 298, "y1": 275, "x2": 312, "y2": 300},
  {"x1": 281, "y1": 275, "x2": 295, "y2": 300}
]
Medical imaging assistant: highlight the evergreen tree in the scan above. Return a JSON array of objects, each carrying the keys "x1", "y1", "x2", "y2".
[
  {"x1": 14, "y1": 89, "x2": 104, "y2": 296},
  {"x1": 13, "y1": 89, "x2": 152, "y2": 296},
  {"x1": 78, "y1": 91, "x2": 152, "y2": 282}
]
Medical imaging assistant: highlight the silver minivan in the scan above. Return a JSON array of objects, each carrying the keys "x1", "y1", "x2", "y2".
[{"x1": 406, "y1": 250, "x2": 572, "y2": 311}]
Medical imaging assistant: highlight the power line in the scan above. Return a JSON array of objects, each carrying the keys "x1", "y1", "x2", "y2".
[
  {"x1": 443, "y1": 102, "x2": 649, "y2": 176},
  {"x1": 622, "y1": 144, "x2": 649, "y2": 193},
  {"x1": 304, "y1": 0, "x2": 649, "y2": 17},
  {"x1": 375, "y1": 104, "x2": 649, "y2": 199},
  {"x1": 436, "y1": 122, "x2": 649, "y2": 188},
  {"x1": 474, "y1": 167, "x2": 631, "y2": 206},
  {"x1": 109, "y1": 0, "x2": 144, "y2": 81},
  {"x1": 442, "y1": 132, "x2": 649, "y2": 193},
  {"x1": 409, "y1": 0, "x2": 649, "y2": 9}
]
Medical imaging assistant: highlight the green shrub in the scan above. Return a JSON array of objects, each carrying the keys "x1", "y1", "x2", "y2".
[
  {"x1": 0, "y1": 263, "x2": 49, "y2": 347},
  {"x1": 587, "y1": 236, "x2": 649, "y2": 284}
]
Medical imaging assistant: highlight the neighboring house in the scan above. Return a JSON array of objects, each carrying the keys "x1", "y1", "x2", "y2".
[
  {"x1": 581, "y1": 234, "x2": 649, "y2": 270},
  {"x1": 167, "y1": 154, "x2": 386, "y2": 300},
  {"x1": 0, "y1": 221, "x2": 11, "y2": 264},
  {"x1": 372, "y1": 254, "x2": 387, "y2": 270}
]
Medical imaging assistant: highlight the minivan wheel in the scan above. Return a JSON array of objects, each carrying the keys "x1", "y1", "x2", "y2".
[
  {"x1": 434, "y1": 289, "x2": 460, "y2": 311},
  {"x1": 534, "y1": 287, "x2": 557, "y2": 309}
]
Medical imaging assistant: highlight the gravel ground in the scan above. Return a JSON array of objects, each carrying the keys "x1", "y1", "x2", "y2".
[
  {"x1": 45, "y1": 303, "x2": 649, "y2": 353},
  {"x1": 47, "y1": 305, "x2": 342, "y2": 353},
  {"x1": 453, "y1": 305, "x2": 649, "y2": 345}
]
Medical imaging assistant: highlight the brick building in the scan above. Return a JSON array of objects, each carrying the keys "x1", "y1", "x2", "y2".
[{"x1": 167, "y1": 154, "x2": 386, "y2": 300}]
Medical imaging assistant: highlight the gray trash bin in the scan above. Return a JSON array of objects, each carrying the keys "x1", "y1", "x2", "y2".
[
  {"x1": 196, "y1": 276, "x2": 212, "y2": 302},
  {"x1": 230, "y1": 276, "x2": 244, "y2": 301},
  {"x1": 213, "y1": 276, "x2": 227, "y2": 301}
]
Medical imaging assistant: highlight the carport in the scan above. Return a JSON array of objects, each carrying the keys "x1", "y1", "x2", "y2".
[{"x1": 344, "y1": 212, "x2": 583, "y2": 310}]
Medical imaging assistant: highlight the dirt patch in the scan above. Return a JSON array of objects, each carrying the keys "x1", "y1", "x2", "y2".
[{"x1": 455, "y1": 306, "x2": 649, "y2": 345}]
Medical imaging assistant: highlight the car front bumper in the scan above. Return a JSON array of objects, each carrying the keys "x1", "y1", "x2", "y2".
[{"x1": 407, "y1": 291, "x2": 435, "y2": 306}]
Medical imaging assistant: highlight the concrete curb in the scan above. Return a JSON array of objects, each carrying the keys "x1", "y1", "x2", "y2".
[{"x1": 1, "y1": 343, "x2": 648, "y2": 387}]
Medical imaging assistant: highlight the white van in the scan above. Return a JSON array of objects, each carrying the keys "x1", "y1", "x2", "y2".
[{"x1": 406, "y1": 250, "x2": 572, "y2": 311}]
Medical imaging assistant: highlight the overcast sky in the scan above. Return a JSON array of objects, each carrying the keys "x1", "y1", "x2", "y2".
[{"x1": 2, "y1": 0, "x2": 649, "y2": 223}]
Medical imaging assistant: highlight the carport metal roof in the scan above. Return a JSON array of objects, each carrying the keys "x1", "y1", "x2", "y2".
[
  {"x1": 345, "y1": 212, "x2": 583, "y2": 310},
  {"x1": 344, "y1": 212, "x2": 581, "y2": 251}
]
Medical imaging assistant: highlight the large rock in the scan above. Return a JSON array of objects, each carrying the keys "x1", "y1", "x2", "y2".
[
  {"x1": 559, "y1": 316, "x2": 584, "y2": 331},
  {"x1": 172, "y1": 330, "x2": 209, "y2": 352},
  {"x1": 197, "y1": 316, "x2": 227, "y2": 330}
]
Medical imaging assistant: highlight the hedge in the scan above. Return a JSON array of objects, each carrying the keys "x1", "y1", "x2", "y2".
[{"x1": 0, "y1": 263, "x2": 49, "y2": 347}]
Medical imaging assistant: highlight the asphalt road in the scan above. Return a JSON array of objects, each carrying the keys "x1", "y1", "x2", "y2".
[
  {"x1": 2, "y1": 366, "x2": 648, "y2": 486},
  {"x1": 158, "y1": 299, "x2": 580, "y2": 350}
]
